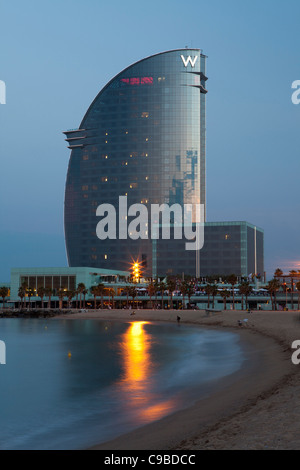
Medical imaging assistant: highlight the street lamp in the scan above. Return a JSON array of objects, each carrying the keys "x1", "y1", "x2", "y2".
[{"x1": 132, "y1": 261, "x2": 142, "y2": 283}]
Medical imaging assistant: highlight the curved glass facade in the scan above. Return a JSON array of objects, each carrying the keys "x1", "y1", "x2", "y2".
[{"x1": 64, "y1": 49, "x2": 207, "y2": 275}]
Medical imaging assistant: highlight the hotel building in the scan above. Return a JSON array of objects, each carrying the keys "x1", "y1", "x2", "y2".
[{"x1": 63, "y1": 49, "x2": 263, "y2": 278}]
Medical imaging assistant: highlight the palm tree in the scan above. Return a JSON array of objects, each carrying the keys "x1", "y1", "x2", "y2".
[
  {"x1": 296, "y1": 281, "x2": 300, "y2": 311},
  {"x1": 109, "y1": 288, "x2": 115, "y2": 309},
  {"x1": 18, "y1": 286, "x2": 26, "y2": 309},
  {"x1": 82, "y1": 289, "x2": 88, "y2": 309},
  {"x1": 159, "y1": 281, "x2": 166, "y2": 309},
  {"x1": 0, "y1": 286, "x2": 9, "y2": 309},
  {"x1": 66, "y1": 290, "x2": 75, "y2": 309},
  {"x1": 289, "y1": 270, "x2": 297, "y2": 310},
  {"x1": 220, "y1": 289, "x2": 231, "y2": 310},
  {"x1": 124, "y1": 285, "x2": 131, "y2": 309},
  {"x1": 90, "y1": 285, "x2": 100, "y2": 309},
  {"x1": 274, "y1": 268, "x2": 283, "y2": 279},
  {"x1": 166, "y1": 276, "x2": 177, "y2": 309},
  {"x1": 98, "y1": 283, "x2": 105, "y2": 309},
  {"x1": 266, "y1": 281, "x2": 275, "y2": 310},
  {"x1": 211, "y1": 285, "x2": 218, "y2": 309},
  {"x1": 227, "y1": 274, "x2": 238, "y2": 310},
  {"x1": 26, "y1": 287, "x2": 34, "y2": 309},
  {"x1": 205, "y1": 284, "x2": 214, "y2": 308},
  {"x1": 266, "y1": 279, "x2": 281, "y2": 311},
  {"x1": 77, "y1": 283, "x2": 86, "y2": 309},
  {"x1": 186, "y1": 281, "x2": 195, "y2": 308},
  {"x1": 37, "y1": 286, "x2": 46, "y2": 309},
  {"x1": 45, "y1": 287, "x2": 54, "y2": 309},
  {"x1": 129, "y1": 286, "x2": 137, "y2": 309},
  {"x1": 154, "y1": 279, "x2": 160, "y2": 309},
  {"x1": 57, "y1": 288, "x2": 66, "y2": 310},
  {"x1": 244, "y1": 283, "x2": 253, "y2": 310},
  {"x1": 283, "y1": 283, "x2": 290, "y2": 309},
  {"x1": 239, "y1": 282, "x2": 252, "y2": 310},
  {"x1": 180, "y1": 280, "x2": 189, "y2": 310},
  {"x1": 21, "y1": 281, "x2": 28, "y2": 308},
  {"x1": 147, "y1": 280, "x2": 156, "y2": 309},
  {"x1": 75, "y1": 287, "x2": 80, "y2": 309}
]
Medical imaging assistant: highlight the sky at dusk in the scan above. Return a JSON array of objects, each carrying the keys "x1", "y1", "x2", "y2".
[{"x1": 0, "y1": 0, "x2": 299, "y2": 282}]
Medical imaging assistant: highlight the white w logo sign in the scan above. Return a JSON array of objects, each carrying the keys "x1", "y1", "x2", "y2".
[{"x1": 180, "y1": 55, "x2": 198, "y2": 67}]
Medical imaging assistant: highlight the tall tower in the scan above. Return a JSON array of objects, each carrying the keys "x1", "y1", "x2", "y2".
[{"x1": 64, "y1": 49, "x2": 207, "y2": 276}]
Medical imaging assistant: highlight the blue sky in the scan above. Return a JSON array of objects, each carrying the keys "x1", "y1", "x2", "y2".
[{"x1": 0, "y1": 0, "x2": 299, "y2": 281}]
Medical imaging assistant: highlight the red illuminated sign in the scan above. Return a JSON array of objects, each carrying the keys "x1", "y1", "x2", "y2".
[{"x1": 121, "y1": 77, "x2": 153, "y2": 86}]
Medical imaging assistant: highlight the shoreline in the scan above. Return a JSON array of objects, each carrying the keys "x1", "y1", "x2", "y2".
[{"x1": 53, "y1": 309, "x2": 299, "y2": 450}]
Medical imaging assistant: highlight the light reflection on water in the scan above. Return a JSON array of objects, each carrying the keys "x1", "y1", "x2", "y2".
[
  {"x1": 0, "y1": 319, "x2": 244, "y2": 449},
  {"x1": 115, "y1": 321, "x2": 178, "y2": 423}
]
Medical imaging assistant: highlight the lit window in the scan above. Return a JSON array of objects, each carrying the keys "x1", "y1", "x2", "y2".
[
  {"x1": 225, "y1": 234, "x2": 230, "y2": 240},
  {"x1": 104, "y1": 254, "x2": 108, "y2": 260},
  {"x1": 141, "y1": 112, "x2": 149, "y2": 118},
  {"x1": 82, "y1": 185, "x2": 88, "y2": 191},
  {"x1": 145, "y1": 138, "x2": 149, "y2": 141}
]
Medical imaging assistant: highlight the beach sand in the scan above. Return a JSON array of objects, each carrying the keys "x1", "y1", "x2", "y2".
[{"x1": 55, "y1": 309, "x2": 300, "y2": 450}]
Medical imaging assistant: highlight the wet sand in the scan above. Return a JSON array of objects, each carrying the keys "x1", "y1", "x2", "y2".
[{"x1": 55, "y1": 309, "x2": 300, "y2": 450}]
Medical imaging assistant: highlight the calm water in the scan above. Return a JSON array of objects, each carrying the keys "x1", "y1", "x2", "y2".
[{"x1": 0, "y1": 319, "x2": 244, "y2": 449}]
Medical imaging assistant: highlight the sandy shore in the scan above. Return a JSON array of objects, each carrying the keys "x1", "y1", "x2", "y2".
[{"x1": 55, "y1": 309, "x2": 300, "y2": 450}]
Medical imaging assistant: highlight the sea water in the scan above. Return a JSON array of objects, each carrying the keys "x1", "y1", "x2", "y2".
[{"x1": 0, "y1": 319, "x2": 244, "y2": 449}]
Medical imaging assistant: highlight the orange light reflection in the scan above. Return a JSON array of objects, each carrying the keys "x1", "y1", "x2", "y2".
[{"x1": 116, "y1": 321, "x2": 178, "y2": 423}]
